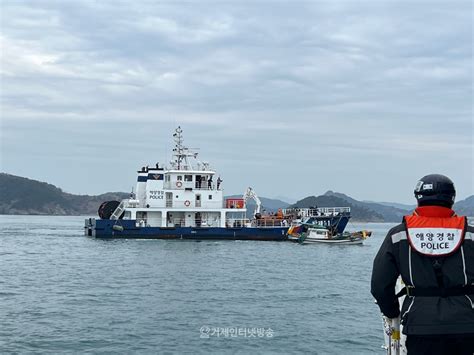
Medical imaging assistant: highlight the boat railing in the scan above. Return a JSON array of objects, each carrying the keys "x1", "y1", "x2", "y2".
[
  {"x1": 282, "y1": 207, "x2": 350, "y2": 217},
  {"x1": 224, "y1": 219, "x2": 289, "y2": 228},
  {"x1": 253, "y1": 219, "x2": 289, "y2": 228},
  {"x1": 163, "y1": 182, "x2": 222, "y2": 191},
  {"x1": 226, "y1": 219, "x2": 242, "y2": 228},
  {"x1": 133, "y1": 217, "x2": 290, "y2": 228},
  {"x1": 225, "y1": 218, "x2": 252, "y2": 228},
  {"x1": 168, "y1": 218, "x2": 221, "y2": 227}
]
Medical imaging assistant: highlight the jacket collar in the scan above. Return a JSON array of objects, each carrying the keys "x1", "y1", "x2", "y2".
[{"x1": 414, "y1": 206, "x2": 455, "y2": 218}]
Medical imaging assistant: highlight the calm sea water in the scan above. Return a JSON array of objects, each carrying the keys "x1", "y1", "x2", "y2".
[{"x1": 0, "y1": 216, "x2": 395, "y2": 354}]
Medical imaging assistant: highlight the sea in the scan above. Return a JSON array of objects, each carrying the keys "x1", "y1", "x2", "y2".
[{"x1": 0, "y1": 216, "x2": 396, "y2": 354}]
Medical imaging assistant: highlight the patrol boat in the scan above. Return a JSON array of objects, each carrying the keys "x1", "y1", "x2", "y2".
[{"x1": 84, "y1": 127, "x2": 350, "y2": 240}]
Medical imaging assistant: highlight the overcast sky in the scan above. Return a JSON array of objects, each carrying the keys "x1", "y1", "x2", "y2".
[{"x1": 1, "y1": 0, "x2": 472, "y2": 204}]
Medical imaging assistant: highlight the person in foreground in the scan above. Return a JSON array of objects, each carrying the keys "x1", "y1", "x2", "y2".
[{"x1": 371, "y1": 174, "x2": 474, "y2": 355}]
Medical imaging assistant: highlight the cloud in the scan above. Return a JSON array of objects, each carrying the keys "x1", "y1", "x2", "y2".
[{"x1": 0, "y1": 0, "x2": 472, "y2": 202}]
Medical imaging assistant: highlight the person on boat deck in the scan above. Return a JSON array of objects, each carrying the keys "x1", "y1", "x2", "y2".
[
  {"x1": 217, "y1": 176, "x2": 222, "y2": 190},
  {"x1": 371, "y1": 174, "x2": 474, "y2": 355},
  {"x1": 276, "y1": 209, "x2": 283, "y2": 219},
  {"x1": 207, "y1": 176, "x2": 213, "y2": 189}
]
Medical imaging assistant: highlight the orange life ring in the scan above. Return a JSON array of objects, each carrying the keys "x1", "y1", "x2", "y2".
[
  {"x1": 184, "y1": 200, "x2": 191, "y2": 207},
  {"x1": 176, "y1": 181, "x2": 183, "y2": 188}
]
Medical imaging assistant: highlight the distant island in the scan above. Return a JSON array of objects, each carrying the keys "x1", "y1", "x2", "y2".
[
  {"x1": 1, "y1": 173, "x2": 473, "y2": 221},
  {"x1": 0, "y1": 173, "x2": 129, "y2": 216}
]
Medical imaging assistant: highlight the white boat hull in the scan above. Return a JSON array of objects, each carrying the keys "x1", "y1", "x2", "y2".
[{"x1": 302, "y1": 237, "x2": 364, "y2": 245}]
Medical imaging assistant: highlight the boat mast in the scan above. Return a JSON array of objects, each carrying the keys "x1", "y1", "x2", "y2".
[
  {"x1": 172, "y1": 126, "x2": 184, "y2": 170},
  {"x1": 171, "y1": 126, "x2": 198, "y2": 171}
]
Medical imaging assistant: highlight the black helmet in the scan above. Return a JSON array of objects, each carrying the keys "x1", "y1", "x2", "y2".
[{"x1": 414, "y1": 174, "x2": 456, "y2": 208}]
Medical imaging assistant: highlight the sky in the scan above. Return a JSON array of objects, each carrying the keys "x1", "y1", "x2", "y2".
[{"x1": 0, "y1": 0, "x2": 472, "y2": 204}]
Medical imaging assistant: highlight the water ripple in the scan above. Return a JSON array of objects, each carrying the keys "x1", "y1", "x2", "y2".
[{"x1": 0, "y1": 216, "x2": 393, "y2": 354}]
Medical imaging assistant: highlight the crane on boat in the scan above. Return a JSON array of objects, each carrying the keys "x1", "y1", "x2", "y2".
[{"x1": 243, "y1": 187, "x2": 262, "y2": 218}]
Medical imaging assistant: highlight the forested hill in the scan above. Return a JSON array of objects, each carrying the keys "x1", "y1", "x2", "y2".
[
  {"x1": 0, "y1": 173, "x2": 128, "y2": 215},
  {"x1": 289, "y1": 194, "x2": 387, "y2": 222},
  {"x1": 290, "y1": 191, "x2": 474, "y2": 222},
  {"x1": 1, "y1": 173, "x2": 472, "y2": 218},
  {"x1": 454, "y1": 195, "x2": 474, "y2": 217},
  {"x1": 0, "y1": 173, "x2": 290, "y2": 216}
]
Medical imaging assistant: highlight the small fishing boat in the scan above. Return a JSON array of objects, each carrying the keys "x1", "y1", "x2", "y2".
[{"x1": 288, "y1": 224, "x2": 371, "y2": 245}]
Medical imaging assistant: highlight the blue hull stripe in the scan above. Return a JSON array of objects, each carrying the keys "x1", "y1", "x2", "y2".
[{"x1": 85, "y1": 216, "x2": 350, "y2": 241}]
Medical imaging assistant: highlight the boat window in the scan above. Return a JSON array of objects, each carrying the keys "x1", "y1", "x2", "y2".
[
  {"x1": 184, "y1": 175, "x2": 193, "y2": 182},
  {"x1": 209, "y1": 195, "x2": 212, "y2": 200},
  {"x1": 177, "y1": 175, "x2": 183, "y2": 181}
]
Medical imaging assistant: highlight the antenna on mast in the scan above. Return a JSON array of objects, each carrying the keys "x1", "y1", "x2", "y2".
[
  {"x1": 170, "y1": 126, "x2": 199, "y2": 170},
  {"x1": 172, "y1": 126, "x2": 184, "y2": 170}
]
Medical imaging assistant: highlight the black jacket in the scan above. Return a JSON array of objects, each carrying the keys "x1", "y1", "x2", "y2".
[{"x1": 371, "y1": 209, "x2": 474, "y2": 335}]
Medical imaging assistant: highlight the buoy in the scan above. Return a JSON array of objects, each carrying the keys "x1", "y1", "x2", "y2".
[{"x1": 112, "y1": 225, "x2": 124, "y2": 232}]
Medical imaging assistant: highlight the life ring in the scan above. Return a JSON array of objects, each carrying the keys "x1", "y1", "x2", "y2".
[
  {"x1": 184, "y1": 200, "x2": 191, "y2": 207},
  {"x1": 176, "y1": 181, "x2": 183, "y2": 188}
]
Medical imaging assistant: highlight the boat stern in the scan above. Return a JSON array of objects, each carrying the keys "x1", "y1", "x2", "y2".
[{"x1": 84, "y1": 218, "x2": 138, "y2": 238}]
